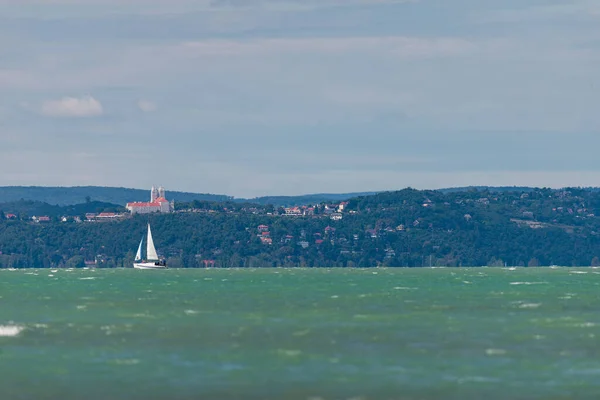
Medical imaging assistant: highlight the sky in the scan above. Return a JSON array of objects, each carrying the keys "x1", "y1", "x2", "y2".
[{"x1": 1, "y1": 0, "x2": 599, "y2": 198}]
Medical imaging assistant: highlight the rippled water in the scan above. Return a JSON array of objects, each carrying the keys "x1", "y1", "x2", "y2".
[{"x1": 1, "y1": 267, "x2": 600, "y2": 399}]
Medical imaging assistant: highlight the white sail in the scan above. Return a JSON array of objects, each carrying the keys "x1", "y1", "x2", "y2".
[
  {"x1": 135, "y1": 237, "x2": 143, "y2": 261},
  {"x1": 146, "y1": 224, "x2": 159, "y2": 261}
]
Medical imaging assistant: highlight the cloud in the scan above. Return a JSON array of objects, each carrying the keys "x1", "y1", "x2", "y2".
[
  {"x1": 41, "y1": 95, "x2": 103, "y2": 118},
  {"x1": 137, "y1": 100, "x2": 157, "y2": 113}
]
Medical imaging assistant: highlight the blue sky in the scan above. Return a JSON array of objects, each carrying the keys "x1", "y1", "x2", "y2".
[{"x1": 1, "y1": 0, "x2": 599, "y2": 197}]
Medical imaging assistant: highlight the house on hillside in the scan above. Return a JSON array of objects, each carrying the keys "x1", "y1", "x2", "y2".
[
  {"x1": 96, "y1": 212, "x2": 124, "y2": 220},
  {"x1": 284, "y1": 207, "x2": 302, "y2": 216},
  {"x1": 257, "y1": 224, "x2": 269, "y2": 232},
  {"x1": 330, "y1": 213, "x2": 342, "y2": 221}
]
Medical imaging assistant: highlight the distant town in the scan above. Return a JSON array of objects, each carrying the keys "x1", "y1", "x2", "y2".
[{"x1": 8, "y1": 186, "x2": 350, "y2": 224}]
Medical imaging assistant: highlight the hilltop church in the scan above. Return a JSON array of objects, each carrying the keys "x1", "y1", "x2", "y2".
[{"x1": 126, "y1": 186, "x2": 174, "y2": 214}]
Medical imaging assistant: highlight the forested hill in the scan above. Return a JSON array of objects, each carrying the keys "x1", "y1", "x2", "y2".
[
  {"x1": 247, "y1": 192, "x2": 378, "y2": 206},
  {"x1": 0, "y1": 199, "x2": 125, "y2": 219},
  {"x1": 3, "y1": 186, "x2": 600, "y2": 268},
  {"x1": 0, "y1": 186, "x2": 232, "y2": 205},
  {"x1": 3, "y1": 185, "x2": 600, "y2": 207},
  {"x1": 0, "y1": 186, "x2": 377, "y2": 207}
]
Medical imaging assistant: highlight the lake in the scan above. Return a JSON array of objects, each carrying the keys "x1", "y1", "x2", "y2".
[{"x1": 1, "y1": 267, "x2": 600, "y2": 399}]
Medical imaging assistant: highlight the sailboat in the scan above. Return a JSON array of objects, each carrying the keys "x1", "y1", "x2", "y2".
[{"x1": 133, "y1": 224, "x2": 167, "y2": 269}]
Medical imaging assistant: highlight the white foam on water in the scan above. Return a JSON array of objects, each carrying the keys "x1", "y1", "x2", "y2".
[
  {"x1": 51, "y1": 270, "x2": 58, "y2": 273},
  {"x1": 394, "y1": 287, "x2": 418, "y2": 290},
  {"x1": 457, "y1": 376, "x2": 501, "y2": 384},
  {"x1": 79, "y1": 277, "x2": 96, "y2": 280},
  {"x1": 463, "y1": 281, "x2": 472, "y2": 284},
  {"x1": 184, "y1": 310, "x2": 198, "y2": 315},
  {"x1": 111, "y1": 359, "x2": 140, "y2": 365},
  {"x1": 276, "y1": 349, "x2": 302, "y2": 357},
  {"x1": 575, "y1": 322, "x2": 597, "y2": 328},
  {"x1": 485, "y1": 348, "x2": 507, "y2": 356},
  {"x1": 331, "y1": 295, "x2": 339, "y2": 299},
  {"x1": 100, "y1": 325, "x2": 117, "y2": 335},
  {"x1": 510, "y1": 281, "x2": 548, "y2": 285},
  {"x1": 48, "y1": 274, "x2": 54, "y2": 277},
  {"x1": 570, "y1": 271, "x2": 588, "y2": 274},
  {"x1": 0, "y1": 325, "x2": 24, "y2": 337},
  {"x1": 519, "y1": 303, "x2": 542, "y2": 309},
  {"x1": 76, "y1": 305, "x2": 87, "y2": 310},
  {"x1": 132, "y1": 313, "x2": 153, "y2": 318}
]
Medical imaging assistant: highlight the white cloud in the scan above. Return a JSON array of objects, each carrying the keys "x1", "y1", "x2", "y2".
[
  {"x1": 137, "y1": 100, "x2": 157, "y2": 113},
  {"x1": 41, "y1": 95, "x2": 103, "y2": 118}
]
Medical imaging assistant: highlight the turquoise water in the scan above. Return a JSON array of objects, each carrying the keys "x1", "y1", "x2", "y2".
[{"x1": 1, "y1": 267, "x2": 600, "y2": 399}]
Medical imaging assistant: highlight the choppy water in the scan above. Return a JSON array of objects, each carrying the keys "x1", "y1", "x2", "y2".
[{"x1": 1, "y1": 267, "x2": 600, "y2": 399}]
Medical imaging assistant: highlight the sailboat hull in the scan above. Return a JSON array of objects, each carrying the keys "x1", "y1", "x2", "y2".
[{"x1": 133, "y1": 262, "x2": 167, "y2": 269}]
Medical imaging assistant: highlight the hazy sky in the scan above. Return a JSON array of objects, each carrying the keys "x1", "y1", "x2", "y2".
[{"x1": 1, "y1": 0, "x2": 599, "y2": 197}]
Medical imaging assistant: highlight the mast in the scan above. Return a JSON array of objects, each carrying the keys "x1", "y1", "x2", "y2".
[{"x1": 146, "y1": 224, "x2": 159, "y2": 261}]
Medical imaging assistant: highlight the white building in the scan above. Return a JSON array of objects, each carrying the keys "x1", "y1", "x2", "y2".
[{"x1": 127, "y1": 186, "x2": 174, "y2": 214}]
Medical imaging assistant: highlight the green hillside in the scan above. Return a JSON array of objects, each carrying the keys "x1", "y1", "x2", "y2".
[
  {"x1": 0, "y1": 186, "x2": 376, "y2": 207},
  {"x1": 0, "y1": 186, "x2": 232, "y2": 206},
  {"x1": 2, "y1": 187, "x2": 600, "y2": 268}
]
